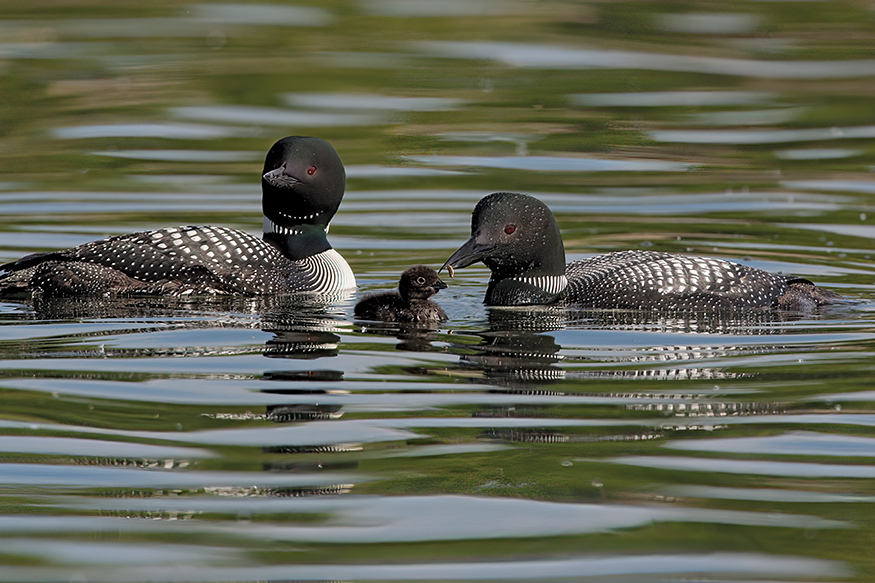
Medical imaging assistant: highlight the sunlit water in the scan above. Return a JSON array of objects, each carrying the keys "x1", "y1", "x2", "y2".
[{"x1": 2, "y1": 2, "x2": 875, "y2": 581}]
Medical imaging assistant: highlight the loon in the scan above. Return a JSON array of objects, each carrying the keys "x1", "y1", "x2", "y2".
[
  {"x1": 355, "y1": 265, "x2": 448, "y2": 322},
  {"x1": 0, "y1": 136, "x2": 356, "y2": 298},
  {"x1": 443, "y1": 192, "x2": 842, "y2": 311}
]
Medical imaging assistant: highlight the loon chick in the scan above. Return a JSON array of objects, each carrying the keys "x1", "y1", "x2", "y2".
[
  {"x1": 355, "y1": 265, "x2": 448, "y2": 322},
  {"x1": 443, "y1": 192, "x2": 842, "y2": 311},
  {"x1": 0, "y1": 136, "x2": 356, "y2": 298}
]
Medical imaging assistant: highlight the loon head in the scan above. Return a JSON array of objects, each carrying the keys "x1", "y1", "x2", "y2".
[
  {"x1": 261, "y1": 136, "x2": 346, "y2": 232},
  {"x1": 443, "y1": 192, "x2": 566, "y2": 280},
  {"x1": 398, "y1": 264, "x2": 448, "y2": 303}
]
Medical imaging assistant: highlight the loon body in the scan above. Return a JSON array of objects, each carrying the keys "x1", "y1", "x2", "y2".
[
  {"x1": 355, "y1": 265, "x2": 448, "y2": 323},
  {"x1": 0, "y1": 136, "x2": 355, "y2": 298},
  {"x1": 443, "y1": 192, "x2": 841, "y2": 311}
]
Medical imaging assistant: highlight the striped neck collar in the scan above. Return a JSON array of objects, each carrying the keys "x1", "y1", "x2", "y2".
[{"x1": 264, "y1": 217, "x2": 330, "y2": 237}]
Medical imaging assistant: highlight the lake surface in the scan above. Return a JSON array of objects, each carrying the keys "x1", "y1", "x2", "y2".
[{"x1": 2, "y1": 2, "x2": 875, "y2": 581}]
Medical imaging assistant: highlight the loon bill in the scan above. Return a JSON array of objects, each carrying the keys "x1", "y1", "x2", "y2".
[
  {"x1": 442, "y1": 192, "x2": 842, "y2": 311},
  {"x1": 0, "y1": 136, "x2": 356, "y2": 298}
]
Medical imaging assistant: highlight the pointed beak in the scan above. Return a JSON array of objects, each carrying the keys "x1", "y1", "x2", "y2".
[
  {"x1": 441, "y1": 234, "x2": 493, "y2": 276},
  {"x1": 262, "y1": 165, "x2": 301, "y2": 188},
  {"x1": 435, "y1": 278, "x2": 449, "y2": 290}
]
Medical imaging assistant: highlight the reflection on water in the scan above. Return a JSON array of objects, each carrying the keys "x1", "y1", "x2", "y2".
[
  {"x1": 776, "y1": 148, "x2": 864, "y2": 161},
  {"x1": 90, "y1": 149, "x2": 262, "y2": 162},
  {"x1": 409, "y1": 154, "x2": 693, "y2": 172},
  {"x1": 283, "y1": 92, "x2": 462, "y2": 111},
  {"x1": 3, "y1": 0, "x2": 875, "y2": 581},
  {"x1": 51, "y1": 122, "x2": 258, "y2": 140},
  {"x1": 170, "y1": 105, "x2": 385, "y2": 127},
  {"x1": 570, "y1": 90, "x2": 777, "y2": 107},
  {"x1": 651, "y1": 125, "x2": 875, "y2": 145},
  {"x1": 418, "y1": 40, "x2": 875, "y2": 78}
]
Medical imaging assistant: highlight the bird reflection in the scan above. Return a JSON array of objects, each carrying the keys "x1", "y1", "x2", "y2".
[
  {"x1": 7, "y1": 289, "x2": 354, "y2": 320},
  {"x1": 262, "y1": 329, "x2": 341, "y2": 359},
  {"x1": 462, "y1": 327, "x2": 566, "y2": 387},
  {"x1": 257, "y1": 310, "x2": 351, "y2": 426},
  {"x1": 13, "y1": 293, "x2": 357, "y2": 427},
  {"x1": 562, "y1": 306, "x2": 817, "y2": 334},
  {"x1": 452, "y1": 304, "x2": 825, "y2": 392},
  {"x1": 357, "y1": 320, "x2": 446, "y2": 352}
]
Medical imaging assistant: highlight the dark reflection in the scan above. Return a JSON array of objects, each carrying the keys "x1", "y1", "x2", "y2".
[
  {"x1": 262, "y1": 402, "x2": 344, "y2": 422},
  {"x1": 7, "y1": 290, "x2": 354, "y2": 321},
  {"x1": 262, "y1": 370, "x2": 344, "y2": 382},
  {"x1": 4, "y1": 292, "x2": 357, "y2": 429},
  {"x1": 561, "y1": 306, "x2": 821, "y2": 334},
  {"x1": 462, "y1": 328, "x2": 565, "y2": 387},
  {"x1": 487, "y1": 303, "x2": 839, "y2": 335},
  {"x1": 451, "y1": 304, "x2": 835, "y2": 392},
  {"x1": 484, "y1": 305, "x2": 567, "y2": 332},
  {"x1": 255, "y1": 312, "x2": 360, "y2": 480},
  {"x1": 6, "y1": 294, "x2": 193, "y2": 321},
  {"x1": 263, "y1": 329, "x2": 341, "y2": 359},
  {"x1": 356, "y1": 320, "x2": 446, "y2": 352},
  {"x1": 258, "y1": 311, "x2": 351, "y2": 426},
  {"x1": 261, "y1": 483, "x2": 355, "y2": 497}
]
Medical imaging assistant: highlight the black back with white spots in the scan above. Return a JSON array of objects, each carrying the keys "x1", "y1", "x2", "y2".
[
  {"x1": 0, "y1": 226, "x2": 320, "y2": 297},
  {"x1": 565, "y1": 250, "x2": 803, "y2": 310}
]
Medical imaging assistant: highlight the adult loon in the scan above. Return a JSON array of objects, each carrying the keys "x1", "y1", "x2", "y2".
[
  {"x1": 355, "y1": 265, "x2": 448, "y2": 322},
  {"x1": 443, "y1": 192, "x2": 842, "y2": 311},
  {"x1": 0, "y1": 136, "x2": 356, "y2": 298}
]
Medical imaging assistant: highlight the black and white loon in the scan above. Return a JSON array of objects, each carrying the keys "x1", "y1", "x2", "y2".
[
  {"x1": 0, "y1": 136, "x2": 356, "y2": 297},
  {"x1": 443, "y1": 192, "x2": 842, "y2": 311}
]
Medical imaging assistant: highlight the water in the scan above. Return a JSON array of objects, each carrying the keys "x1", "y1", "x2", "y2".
[{"x1": 1, "y1": 2, "x2": 875, "y2": 581}]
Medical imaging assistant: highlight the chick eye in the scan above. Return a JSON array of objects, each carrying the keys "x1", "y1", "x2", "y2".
[
  {"x1": 307, "y1": 166, "x2": 317, "y2": 176},
  {"x1": 504, "y1": 224, "x2": 516, "y2": 235},
  {"x1": 416, "y1": 276, "x2": 426, "y2": 285}
]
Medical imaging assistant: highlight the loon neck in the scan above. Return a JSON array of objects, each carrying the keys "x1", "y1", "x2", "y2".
[
  {"x1": 263, "y1": 217, "x2": 331, "y2": 261},
  {"x1": 485, "y1": 274, "x2": 568, "y2": 306}
]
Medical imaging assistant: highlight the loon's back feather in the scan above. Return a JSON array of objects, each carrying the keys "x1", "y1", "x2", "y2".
[
  {"x1": 563, "y1": 250, "x2": 799, "y2": 310},
  {"x1": 0, "y1": 226, "x2": 319, "y2": 296}
]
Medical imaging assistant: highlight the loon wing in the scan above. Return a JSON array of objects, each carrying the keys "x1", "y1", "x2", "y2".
[
  {"x1": 0, "y1": 226, "x2": 317, "y2": 296},
  {"x1": 564, "y1": 250, "x2": 792, "y2": 310}
]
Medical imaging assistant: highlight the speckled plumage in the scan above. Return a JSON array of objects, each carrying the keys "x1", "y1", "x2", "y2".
[
  {"x1": 355, "y1": 265, "x2": 448, "y2": 323},
  {"x1": 0, "y1": 137, "x2": 355, "y2": 298},
  {"x1": 444, "y1": 192, "x2": 842, "y2": 311},
  {"x1": 562, "y1": 249, "x2": 836, "y2": 311}
]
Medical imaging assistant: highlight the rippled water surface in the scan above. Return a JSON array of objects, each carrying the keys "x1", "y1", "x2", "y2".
[{"x1": 2, "y1": 2, "x2": 875, "y2": 581}]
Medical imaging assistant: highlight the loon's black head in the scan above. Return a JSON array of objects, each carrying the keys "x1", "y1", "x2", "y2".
[
  {"x1": 443, "y1": 192, "x2": 566, "y2": 280},
  {"x1": 399, "y1": 265, "x2": 448, "y2": 302},
  {"x1": 262, "y1": 136, "x2": 346, "y2": 231}
]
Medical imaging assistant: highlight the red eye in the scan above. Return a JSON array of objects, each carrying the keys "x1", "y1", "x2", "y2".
[
  {"x1": 504, "y1": 224, "x2": 516, "y2": 235},
  {"x1": 307, "y1": 166, "x2": 317, "y2": 176}
]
